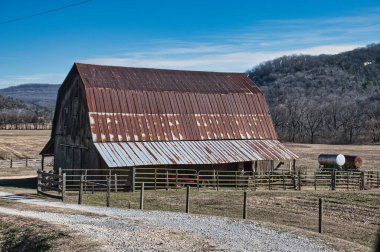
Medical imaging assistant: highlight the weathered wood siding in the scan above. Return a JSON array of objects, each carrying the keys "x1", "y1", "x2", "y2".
[{"x1": 53, "y1": 73, "x2": 99, "y2": 174}]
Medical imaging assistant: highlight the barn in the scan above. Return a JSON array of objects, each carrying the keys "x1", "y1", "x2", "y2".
[{"x1": 41, "y1": 63, "x2": 298, "y2": 177}]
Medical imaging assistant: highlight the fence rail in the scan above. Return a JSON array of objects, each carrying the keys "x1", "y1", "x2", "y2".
[
  {"x1": 0, "y1": 157, "x2": 53, "y2": 169},
  {"x1": 0, "y1": 123, "x2": 52, "y2": 130},
  {"x1": 37, "y1": 169, "x2": 65, "y2": 201},
  {"x1": 57, "y1": 168, "x2": 380, "y2": 192}
]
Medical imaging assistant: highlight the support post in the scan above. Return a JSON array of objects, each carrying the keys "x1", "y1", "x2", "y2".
[
  {"x1": 26, "y1": 158, "x2": 28, "y2": 167},
  {"x1": 314, "y1": 171, "x2": 317, "y2": 190},
  {"x1": 62, "y1": 173, "x2": 66, "y2": 202},
  {"x1": 78, "y1": 174, "x2": 84, "y2": 205},
  {"x1": 213, "y1": 169, "x2": 216, "y2": 189},
  {"x1": 235, "y1": 172, "x2": 238, "y2": 190},
  {"x1": 114, "y1": 173, "x2": 118, "y2": 192},
  {"x1": 360, "y1": 171, "x2": 365, "y2": 190},
  {"x1": 84, "y1": 169, "x2": 87, "y2": 193},
  {"x1": 197, "y1": 172, "x2": 200, "y2": 191},
  {"x1": 268, "y1": 172, "x2": 271, "y2": 190},
  {"x1": 166, "y1": 170, "x2": 169, "y2": 190},
  {"x1": 331, "y1": 170, "x2": 336, "y2": 191},
  {"x1": 185, "y1": 185, "x2": 190, "y2": 213},
  {"x1": 298, "y1": 170, "x2": 302, "y2": 191},
  {"x1": 154, "y1": 168, "x2": 157, "y2": 191},
  {"x1": 319, "y1": 198, "x2": 323, "y2": 233},
  {"x1": 41, "y1": 155, "x2": 44, "y2": 171},
  {"x1": 253, "y1": 172, "x2": 257, "y2": 191},
  {"x1": 140, "y1": 182, "x2": 145, "y2": 210},
  {"x1": 175, "y1": 170, "x2": 178, "y2": 190},
  {"x1": 132, "y1": 167, "x2": 136, "y2": 192},
  {"x1": 216, "y1": 171, "x2": 219, "y2": 191},
  {"x1": 243, "y1": 191, "x2": 247, "y2": 219},
  {"x1": 106, "y1": 177, "x2": 110, "y2": 207},
  {"x1": 37, "y1": 169, "x2": 42, "y2": 193},
  {"x1": 10, "y1": 159, "x2": 12, "y2": 169},
  {"x1": 282, "y1": 171, "x2": 285, "y2": 190}
]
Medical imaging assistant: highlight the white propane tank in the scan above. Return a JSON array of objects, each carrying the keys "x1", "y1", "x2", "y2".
[{"x1": 336, "y1": 154, "x2": 345, "y2": 166}]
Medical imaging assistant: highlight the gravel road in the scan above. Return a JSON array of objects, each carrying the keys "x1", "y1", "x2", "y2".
[{"x1": 0, "y1": 192, "x2": 334, "y2": 252}]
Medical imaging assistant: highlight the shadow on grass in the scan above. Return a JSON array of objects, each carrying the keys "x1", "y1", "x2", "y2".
[{"x1": 0, "y1": 177, "x2": 36, "y2": 189}]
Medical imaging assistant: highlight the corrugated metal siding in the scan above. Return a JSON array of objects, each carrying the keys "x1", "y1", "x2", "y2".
[{"x1": 94, "y1": 140, "x2": 299, "y2": 167}]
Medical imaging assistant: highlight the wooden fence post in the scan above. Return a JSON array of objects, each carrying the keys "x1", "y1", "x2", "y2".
[
  {"x1": 377, "y1": 171, "x2": 379, "y2": 189},
  {"x1": 253, "y1": 172, "x2": 256, "y2": 191},
  {"x1": 166, "y1": 170, "x2": 169, "y2": 190},
  {"x1": 62, "y1": 173, "x2": 66, "y2": 202},
  {"x1": 268, "y1": 172, "x2": 271, "y2": 190},
  {"x1": 186, "y1": 185, "x2": 190, "y2": 213},
  {"x1": 154, "y1": 168, "x2": 157, "y2": 191},
  {"x1": 216, "y1": 171, "x2": 219, "y2": 191},
  {"x1": 282, "y1": 171, "x2": 285, "y2": 190},
  {"x1": 140, "y1": 182, "x2": 145, "y2": 210},
  {"x1": 331, "y1": 171, "x2": 336, "y2": 191},
  {"x1": 114, "y1": 173, "x2": 118, "y2": 192},
  {"x1": 235, "y1": 172, "x2": 238, "y2": 190},
  {"x1": 243, "y1": 191, "x2": 248, "y2": 219},
  {"x1": 319, "y1": 198, "x2": 323, "y2": 233},
  {"x1": 213, "y1": 169, "x2": 216, "y2": 189},
  {"x1": 10, "y1": 159, "x2": 12, "y2": 169},
  {"x1": 360, "y1": 171, "x2": 365, "y2": 190},
  {"x1": 84, "y1": 169, "x2": 88, "y2": 193},
  {"x1": 175, "y1": 170, "x2": 178, "y2": 191},
  {"x1": 197, "y1": 172, "x2": 200, "y2": 191},
  {"x1": 78, "y1": 174, "x2": 84, "y2": 205},
  {"x1": 37, "y1": 169, "x2": 41, "y2": 192},
  {"x1": 298, "y1": 170, "x2": 302, "y2": 191},
  {"x1": 314, "y1": 171, "x2": 317, "y2": 190},
  {"x1": 106, "y1": 177, "x2": 110, "y2": 207},
  {"x1": 132, "y1": 167, "x2": 136, "y2": 192},
  {"x1": 26, "y1": 158, "x2": 28, "y2": 167}
]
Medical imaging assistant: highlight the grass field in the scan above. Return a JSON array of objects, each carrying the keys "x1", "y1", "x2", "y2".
[
  {"x1": 62, "y1": 188, "x2": 379, "y2": 251},
  {"x1": 0, "y1": 130, "x2": 50, "y2": 159}
]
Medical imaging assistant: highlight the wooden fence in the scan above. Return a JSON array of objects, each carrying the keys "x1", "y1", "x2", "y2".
[
  {"x1": 0, "y1": 157, "x2": 53, "y2": 169},
  {"x1": 37, "y1": 169, "x2": 66, "y2": 201},
  {"x1": 58, "y1": 168, "x2": 380, "y2": 191},
  {"x1": 61, "y1": 168, "x2": 131, "y2": 191},
  {"x1": 0, "y1": 123, "x2": 52, "y2": 130}
]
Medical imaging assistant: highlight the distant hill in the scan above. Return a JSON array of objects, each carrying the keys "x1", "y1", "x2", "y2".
[
  {"x1": 248, "y1": 43, "x2": 380, "y2": 144},
  {"x1": 0, "y1": 84, "x2": 60, "y2": 109}
]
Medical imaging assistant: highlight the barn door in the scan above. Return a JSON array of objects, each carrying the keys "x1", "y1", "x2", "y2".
[{"x1": 73, "y1": 148, "x2": 82, "y2": 173}]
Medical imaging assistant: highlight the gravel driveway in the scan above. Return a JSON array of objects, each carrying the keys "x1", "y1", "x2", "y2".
[{"x1": 0, "y1": 192, "x2": 334, "y2": 252}]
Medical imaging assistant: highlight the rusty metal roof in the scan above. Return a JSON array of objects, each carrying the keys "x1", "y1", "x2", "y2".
[
  {"x1": 74, "y1": 63, "x2": 277, "y2": 142},
  {"x1": 94, "y1": 140, "x2": 298, "y2": 167}
]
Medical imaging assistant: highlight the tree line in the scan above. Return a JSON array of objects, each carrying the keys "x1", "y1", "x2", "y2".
[{"x1": 249, "y1": 44, "x2": 380, "y2": 144}]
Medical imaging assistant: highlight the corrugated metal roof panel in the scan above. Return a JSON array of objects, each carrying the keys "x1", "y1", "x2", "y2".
[
  {"x1": 75, "y1": 63, "x2": 277, "y2": 142},
  {"x1": 94, "y1": 140, "x2": 298, "y2": 168}
]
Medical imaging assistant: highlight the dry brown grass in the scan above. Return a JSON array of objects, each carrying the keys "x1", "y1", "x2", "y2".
[
  {"x1": 0, "y1": 130, "x2": 50, "y2": 159},
  {"x1": 284, "y1": 143, "x2": 380, "y2": 171},
  {"x1": 0, "y1": 213, "x2": 99, "y2": 251}
]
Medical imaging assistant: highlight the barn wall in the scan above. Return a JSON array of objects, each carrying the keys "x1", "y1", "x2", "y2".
[{"x1": 53, "y1": 74, "x2": 99, "y2": 174}]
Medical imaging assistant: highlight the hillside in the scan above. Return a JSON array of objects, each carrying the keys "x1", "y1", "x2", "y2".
[
  {"x1": 0, "y1": 93, "x2": 52, "y2": 124},
  {"x1": 248, "y1": 43, "x2": 380, "y2": 144},
  {"x1": 0, "y1": 84, "x2": 60, "y2": 109}
]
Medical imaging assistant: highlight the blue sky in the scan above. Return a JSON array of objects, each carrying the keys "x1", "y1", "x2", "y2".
[{"x1": 0, "y1": 0, "x2": 380, "y2": 88}]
